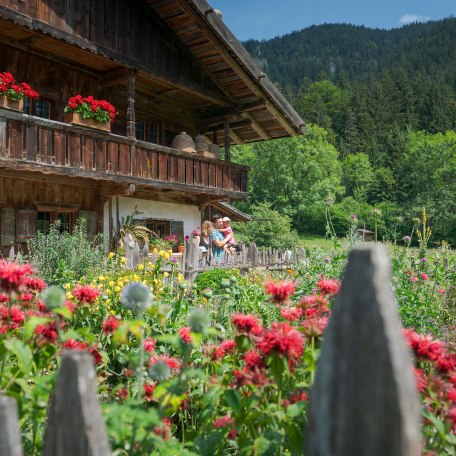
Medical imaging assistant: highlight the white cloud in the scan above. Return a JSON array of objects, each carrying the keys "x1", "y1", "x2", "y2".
[{"x1": 399, "y1": 14, "x2": 431, "y2": 25}]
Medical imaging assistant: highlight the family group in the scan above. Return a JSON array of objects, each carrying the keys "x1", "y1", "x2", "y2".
[{"x1": 192, "y1": 215, "x2": 241, "y2": 263}]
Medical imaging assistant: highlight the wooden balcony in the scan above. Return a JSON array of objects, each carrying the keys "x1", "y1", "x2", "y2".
[{"x1": 0, "y1": 109, "x2": 248, "y2": 199}]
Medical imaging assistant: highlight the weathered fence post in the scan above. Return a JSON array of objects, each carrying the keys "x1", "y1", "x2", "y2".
[
  {"x1": 307, "y1": 245, "x2": 420, "y2": 456},
  {"x1": 184, "y1": 238, "x2": 200, "y2": 282},
  {"x1": 0, "y1": 396, "x2": 23, "y2": 456},
  {"x1": 247, "y1": 243, "x2": 259, "y2": 267},
  {"x1": 43, "y1": 351, "x2": 111, "y2": 456}
]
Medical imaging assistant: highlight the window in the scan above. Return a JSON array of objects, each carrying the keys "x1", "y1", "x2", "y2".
[
  {"x1": 23, "y1": 97, "x2": 52, "y2": 119},
  {"x1": 142, "y1": 219, "x2": 170, "y2": 238},
  {"x1": 36, "y1": 211, "x2": 51, "y2": 233},
  {"x1": 136, "y1": 120, "x2": 145, "y2": 141},
  {"x1": 136, "y1": 119, "x2": 159, "y2": 144},
  {"x1": 148, "y1": 123, "x2": 159, "y2": 144},
  {"x1": 36, "y1": 210, "x2": 75, "y2": 234}
]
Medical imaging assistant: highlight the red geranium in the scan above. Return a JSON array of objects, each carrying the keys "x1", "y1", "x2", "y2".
[
  {"x1": 65, "y1": 95, "x2": 116, "y2": 122},
  {"x1": 0, "y1": 72, "x2": 39, "y2": 100}
]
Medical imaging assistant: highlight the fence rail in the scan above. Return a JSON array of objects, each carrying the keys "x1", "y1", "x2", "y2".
[{"x1": 0, "y1": 245, "x2": 420, "y2": 455}]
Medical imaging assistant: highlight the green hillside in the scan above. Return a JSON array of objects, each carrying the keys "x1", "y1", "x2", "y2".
[{"x1": 232, "y1": 19, "x2": 456, "y2": 245}]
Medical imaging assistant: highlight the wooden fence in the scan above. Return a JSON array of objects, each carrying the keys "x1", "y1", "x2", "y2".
[
  {"x1": 0, "y1": 245, "x2": 420, "y2": 455},
  {"x1": 182, "y1": 238, "x2": 307, "y2": 282}
]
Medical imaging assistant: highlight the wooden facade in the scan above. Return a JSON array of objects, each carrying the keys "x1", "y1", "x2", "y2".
[{"x1": 0, "y1": 0, "x2": 305, "y2": 251}]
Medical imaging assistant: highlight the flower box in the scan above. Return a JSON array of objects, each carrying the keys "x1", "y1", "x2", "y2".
[
  {"x1": 0, "y1": 96, "x2": 24, "y2": 112},
  {"x1": 64, "y1": 112, "x2": 111, "y2": 132}
]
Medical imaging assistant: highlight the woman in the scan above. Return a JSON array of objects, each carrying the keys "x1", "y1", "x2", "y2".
[{"x1": 199, "y1": 220, "x2": 213, "y2": 261}]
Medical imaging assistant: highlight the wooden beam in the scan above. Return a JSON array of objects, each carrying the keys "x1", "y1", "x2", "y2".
[
  {"x1": 224, "y1": 119, "x2": 231, "y2": 162},
  {"x1": 199, "y1": 100, "x2": 265, "y2": 122},
  {"x1": 265, "y1": 101, "x2": 299, "y2": 136},
  {"x1": 230, "y1": 130, "x2": 244, "y2": 145},
  {"x1": 100, "y1": 182, "x2": 136, "y2": 197},
  {"x1": 101, "y1": 67, "x2": 134, "y2": 87},
  {"x1": 126, "y1": 73, "x2": 136, "y2": 138},
  {"x1": 242, "y1": 112, "x2": 270, "y2": 140},
  {"x1": 204, "y1": 118, "x2": 251, "y2": 132}
]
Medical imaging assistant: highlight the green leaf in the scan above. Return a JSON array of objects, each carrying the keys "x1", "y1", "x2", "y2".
[
  {"x1": 225, "y1": 389, "x2": 242, "y2": 415},
  {"x1": 23, "y1": 316, "x2": 52, "y2": 341},
  {"x1": 286, "y1": 402, "x2": 306, "y2": 418},
  {"x1": 53, "y1": 306, "x2": 73, "y2": 320},
  {"x1": 4, "y1": 339, "x2": 33, "y2": 375}
]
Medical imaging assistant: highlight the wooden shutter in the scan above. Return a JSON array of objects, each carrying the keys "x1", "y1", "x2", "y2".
[
  {"x1": 16, "y1": 209, "x2": 37, "y2": 242},
  {"x1": 170, "y1": 220, "x2": 184, "y2": 241},
  {"x1": 1, "y1": 208, "x2": 16, "y2": 246},
  {"x1": 78, "y1": 211, "x2": 97, "y2": 237}
]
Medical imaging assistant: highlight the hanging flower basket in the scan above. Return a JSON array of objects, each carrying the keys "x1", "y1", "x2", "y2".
[
  {"x1": 64, "y1": 112, "x2": 111, "y2": 132},
  {"x1": 0, "y1": 71, "x2": 39, "y2": 112},
  {"x1": 64, "y1": 95, "x2": 116, "y2": 132}
]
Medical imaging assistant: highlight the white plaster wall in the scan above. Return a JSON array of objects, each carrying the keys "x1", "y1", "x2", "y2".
[{"x1": 103, "y1": 197, "x2": 201, "y2": 236}]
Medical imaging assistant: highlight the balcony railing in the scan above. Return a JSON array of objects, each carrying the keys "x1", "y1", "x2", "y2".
[{"x1": 0, "y1": 109, "x2": 248, "y2": 197}]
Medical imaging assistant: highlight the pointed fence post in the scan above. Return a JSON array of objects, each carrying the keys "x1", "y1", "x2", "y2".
[
  {"x1": 307, "y1": 245, "x2": 420, "y2": 456},
  {"x1": 43, "y1": 351, "x2": 111, "y2": 456},
  {"x1": 0, "y1": 396, "x2": 23, "y2": 456}
]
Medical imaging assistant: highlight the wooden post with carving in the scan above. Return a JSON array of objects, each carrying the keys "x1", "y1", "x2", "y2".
[
  {"x1": 43, "y1": 351, "x2": 111, "y2": 456},
  {"x1": 307, "y1": 245, "x2": 420, "y2": 456}
]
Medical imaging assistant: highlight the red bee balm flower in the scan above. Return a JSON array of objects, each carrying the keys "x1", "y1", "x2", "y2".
[
  {"x1": 0, "y1": 261, "x2": 33, "y2": 291},
  {"x1": 213, "y1": 415, "x2": 235, "y2": 429},
  {"x1": 264, "y1": 280, "x2": 297, "y2": 304},
  {"x1": 316, "y1": 278, "x2": 341, "y2": 296},
  {"x1": 102, "y1": 315, "x2": 120, "y2": 334},
  {"x1": 178, "y1": 327, "x2": 192, "y2": 344},
  {"x1": 231, "y1": 313, "x2": 262, "y2": 335},
  {"x1": 72, "y1": 285, "x2": 99, "y2": 304},
  {"x1": 144, "y1": 337, "x2": 156, "y2": 353},
  {"x1": 256, "y1": 322, "x2": 304, "y2": 362}
]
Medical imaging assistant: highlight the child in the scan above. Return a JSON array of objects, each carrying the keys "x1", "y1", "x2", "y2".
[{"x1": 218, "y1": 217, "x2": 241, "y2": 252}]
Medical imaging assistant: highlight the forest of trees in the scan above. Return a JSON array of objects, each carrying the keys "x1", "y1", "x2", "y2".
[{"x1": 232, "y1": 18, "x2": 456, "y2": 245}]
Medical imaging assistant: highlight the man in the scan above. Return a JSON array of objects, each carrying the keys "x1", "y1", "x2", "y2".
[{"x1": 210, "y1": 215, "x2": 232, "y2": 263}]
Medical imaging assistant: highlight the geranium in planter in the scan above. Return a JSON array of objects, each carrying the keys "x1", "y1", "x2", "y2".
[
  {"x1": 0, "y1": 72, "x2": 39, "y2": 112},
  {"x1": 64, "y1": 95, "x2": 116, "y2": 132}
]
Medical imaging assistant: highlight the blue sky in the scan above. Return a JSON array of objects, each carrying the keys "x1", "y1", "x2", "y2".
[{"x1": 211, "y1": 1, "x2": 455, "y2": 40}]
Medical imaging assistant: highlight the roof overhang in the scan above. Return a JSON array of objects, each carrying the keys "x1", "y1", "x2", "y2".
[{"x1": 146, "y1": 0, "x2": 307, "y2": 143}]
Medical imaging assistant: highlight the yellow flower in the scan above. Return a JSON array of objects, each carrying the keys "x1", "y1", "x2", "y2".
[
  {"x1": 108, "y1": 252, "x2": 115, "y2": 259},
  {"x1": 137, "y1": 264, "x2": 144, "y2": 271},
  {"x1": 98, "y1": 276, "x2": 105, "y2": 281},
  {"x1": 66, "y1": 293, "x2": 73, "y2": 299},
  {"x1": 109, "y1": 281, "x2": 115, "y2": 287},
  {"x1": 106, "y1": 299, "x2": 111, "y2": 305},
  {"x1": 147, "y1": 262, "x2": 153, "y2": 268},
  {"x1": 64, "y1": 283, "x2": 71, "y2": 290},
  {"x1": 163, "y1": 272, "x2": 169, "y2": 278},
  {"x1": 164, "y1": 253, "x2": 170, "y2": 260},
  {"x1": 177, "y1": 274, "x2": 184, "y2": 283},
  {"x1": 153, "y1": 248, "x2": 158, "y2": 254},
  {"x1": 167, "y1": 249, "x2": 172, "y2": 256},
  {"x1": 133, "y1": 274, "x2": 140, "y2": 282},
  {"x1": 121, "y1": 257, "x2": 127, "y2": 264},
  {"x1": 110, "y1": 310, "x2": 115, "y2": 315},
  {"x1": 115, "y1": 286, "x2": 121, "y2": 292}
]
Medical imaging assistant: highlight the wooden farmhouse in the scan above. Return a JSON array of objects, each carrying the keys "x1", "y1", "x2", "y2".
[{"x1": 0, "y1": 0, "x2": 306, "y2": 252}]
